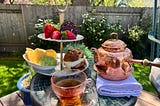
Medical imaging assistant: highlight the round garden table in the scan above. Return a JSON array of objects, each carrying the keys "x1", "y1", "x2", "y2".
[{"x1": 30, "y1": 59, "x2": 137, "y2": 106}]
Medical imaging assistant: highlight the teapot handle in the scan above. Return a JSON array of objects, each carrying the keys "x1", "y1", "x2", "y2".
[
  {"x1": 128, "y1": 59, "x2": 160, "y2": 68},
  {"x1": 91, "y1": 47, "x2": 99, "y2": 63}
]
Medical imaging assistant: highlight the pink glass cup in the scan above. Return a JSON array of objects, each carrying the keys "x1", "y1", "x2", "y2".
[{"x1": 51, "y1": 71, "x2": 87, "y2": 106}]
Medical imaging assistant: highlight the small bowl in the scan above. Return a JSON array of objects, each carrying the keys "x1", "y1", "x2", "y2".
[{"x1": 23, "y1": 54, "x2": 56, "y2": 75}]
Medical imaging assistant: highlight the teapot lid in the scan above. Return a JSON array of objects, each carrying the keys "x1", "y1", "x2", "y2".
[{"x1": 101, "y1": 33, "x2": 126, "y2": 52}]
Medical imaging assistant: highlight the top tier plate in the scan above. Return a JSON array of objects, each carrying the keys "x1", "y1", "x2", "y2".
[{"x1": 38, "y1": 33, "x2": 84, "y2": 42}]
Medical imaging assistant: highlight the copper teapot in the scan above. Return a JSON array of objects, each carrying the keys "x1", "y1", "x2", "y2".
[{"x1": 92, "y1": 33, "x2": 160, "y2": 81}]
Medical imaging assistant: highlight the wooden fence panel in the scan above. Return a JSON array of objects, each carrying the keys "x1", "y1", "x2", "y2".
[
  {"x1": 86, "y1": 7, "x2": 143, "y2": 29},
  {"x1": 65, "y1": 6, "x2": 88, "y2": 26},
  {"x1": 0, "y1": 4, "x2": 26, "y2": 52},
  {"x1": 22, "y1": 5, "x2": 58, "y2": 37}
]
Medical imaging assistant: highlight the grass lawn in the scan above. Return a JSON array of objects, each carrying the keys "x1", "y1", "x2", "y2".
[
  {"x1": 0, "y1": 54, "x2": 28, "y2": 97},
  {"x1": 0, "y1": 54, "x2": 158, "y2": 97},
  {"x1": 132, "y1": 64, "x2": 158, "y2": 95}
]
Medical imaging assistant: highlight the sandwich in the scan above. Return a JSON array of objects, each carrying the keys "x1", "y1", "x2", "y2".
[{"x1": 63, "y1": 48, "x2": 86, "y2": 70}]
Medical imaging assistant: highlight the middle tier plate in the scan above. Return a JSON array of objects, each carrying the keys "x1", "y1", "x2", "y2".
[{"x1": 24, "y1": 53, "x2": 89, "y2": 76}]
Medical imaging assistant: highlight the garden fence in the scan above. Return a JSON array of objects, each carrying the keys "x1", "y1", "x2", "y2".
[{"x1": 0, "y1": 4, "x2": 155, "y2": 52}]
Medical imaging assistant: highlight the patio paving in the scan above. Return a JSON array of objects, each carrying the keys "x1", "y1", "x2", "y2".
[
  {"x1": 0, "y1": 91, "x2": 24, "y2": 106},
  {"x1": 0, "y1": 90, "x2": 160, "y2": 106}
]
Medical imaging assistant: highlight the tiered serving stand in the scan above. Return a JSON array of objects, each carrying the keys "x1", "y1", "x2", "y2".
[{"x1": 29, "y1": 1, "x2": 97, "y2": 105}]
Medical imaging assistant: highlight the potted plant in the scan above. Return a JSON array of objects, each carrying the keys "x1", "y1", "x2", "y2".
[{"x1": 17, "y1": 66, "x2": 35, "y2": 106}]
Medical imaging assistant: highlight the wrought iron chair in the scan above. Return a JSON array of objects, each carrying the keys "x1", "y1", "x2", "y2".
[{"x1": 148, "y1": 0, "x2": 160, "y2": 97}]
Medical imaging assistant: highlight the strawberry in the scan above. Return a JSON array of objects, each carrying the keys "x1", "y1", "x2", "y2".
[
  {"x1": 51, "y1": 31, "x2": 61, "y2": 40},
  {"x1": 44, "y1": 23, "x2": 54, "y2": 38},
  {"x1": 53, "y1": 24, "x2": 60, "y2": 31},
  {"x1": 61, "y1": 30, "x2": 76, "y2": 40}
]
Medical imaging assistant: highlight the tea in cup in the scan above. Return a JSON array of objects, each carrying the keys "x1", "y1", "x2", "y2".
[{"x1": 51, "y1": 71, "x2": 87, "y2": 106}]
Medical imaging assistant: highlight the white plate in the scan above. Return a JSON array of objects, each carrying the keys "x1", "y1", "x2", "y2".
[
  {"x1": 38, "y1": 33, "x2": 84, "y2": 42},
  {"x1": 80, "y1": 59, "x2": 89, "y2": 72}
]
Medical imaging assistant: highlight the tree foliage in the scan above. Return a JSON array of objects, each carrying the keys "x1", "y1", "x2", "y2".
[
  {"x1": 90, "y1": 0, "x2": 152, "y2": 7},
  {"x1": 30, "y1": 0, "x2": 72, "y2": 5},
  {"x1": 90, "y1": 0, "x2": 116, "y2": 6},
  {"x1": 29, "y1": 0, "x2": 152, "y2": 7},
  {"x1": 127, "y1": 0, "x2": 152, "y2": 7}
]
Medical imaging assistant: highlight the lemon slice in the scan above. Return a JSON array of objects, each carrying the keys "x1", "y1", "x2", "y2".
[{"x1": 45, "y1": 49, "x2": 57, "y2": 59}]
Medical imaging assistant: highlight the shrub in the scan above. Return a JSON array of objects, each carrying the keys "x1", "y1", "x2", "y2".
[
  {"x1": 79, "y1": 12, "x2": 124, "y2": 48},
  {"x1": 122, "y1": 16, "x2": 152, "y2": 59}
]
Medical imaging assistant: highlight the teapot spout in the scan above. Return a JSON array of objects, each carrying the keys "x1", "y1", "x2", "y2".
[{"x1": 91, "y1": 47, "x2": 99, "y2": 63}]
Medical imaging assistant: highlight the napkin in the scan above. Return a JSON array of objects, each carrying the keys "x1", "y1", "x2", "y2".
[{"x1": 96, "y1": 74, "x2": 142, "y2": 97}]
